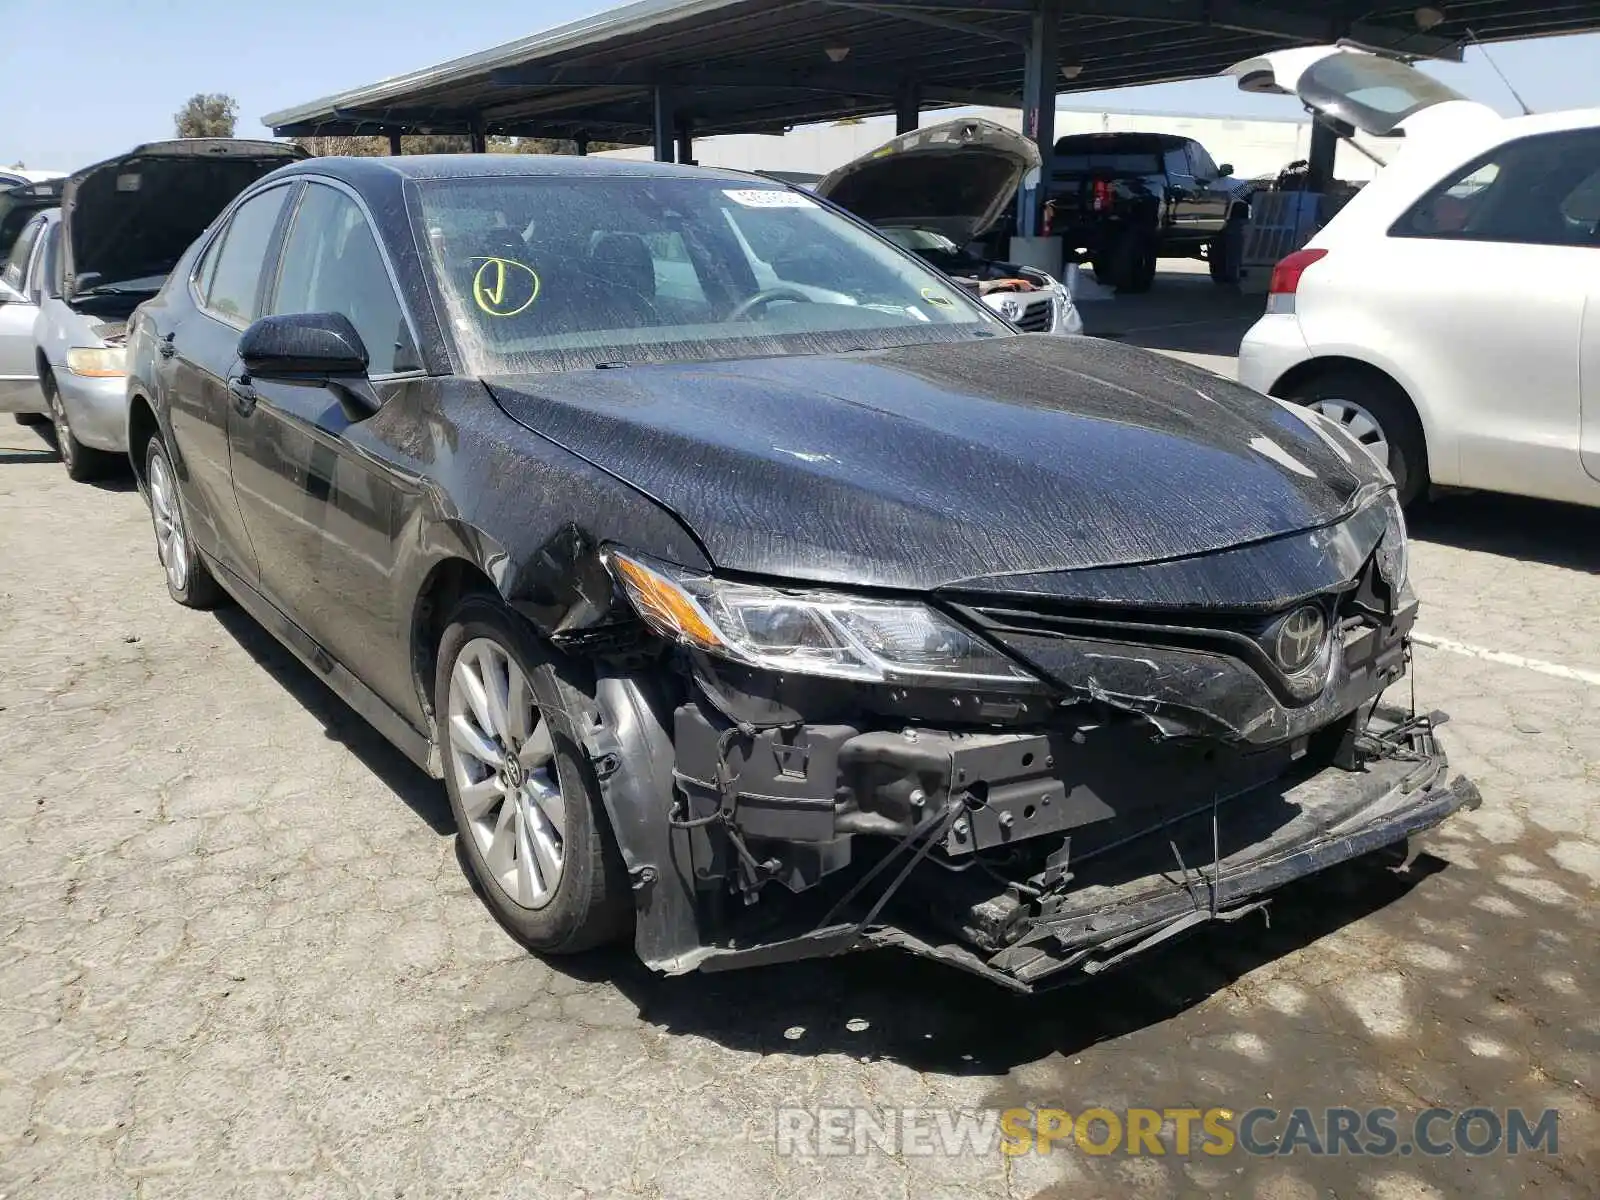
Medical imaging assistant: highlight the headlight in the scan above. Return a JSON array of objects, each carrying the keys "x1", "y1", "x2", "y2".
[
  {"x1": 65, "y1": 346, "x2": 126, "y2": 378},
  {"x1": 1373, "y1": 489, "x2": 1408, "y2": 593},
  {"x1": 605, "y1": 551, "x2": 1040, "y2": 688}
]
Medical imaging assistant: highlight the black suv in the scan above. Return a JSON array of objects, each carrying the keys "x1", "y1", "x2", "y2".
[{"x1": 1045, "y1": 132, "x2": 1251, "y2": 293}]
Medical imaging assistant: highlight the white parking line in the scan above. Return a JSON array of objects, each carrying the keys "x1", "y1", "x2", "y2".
[{"x1": 1412, "y1": 631, "x2": 1600, "y2": 688}]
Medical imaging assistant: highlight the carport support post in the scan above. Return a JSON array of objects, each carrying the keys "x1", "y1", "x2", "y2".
[
  {"x1": 469, "y1": 118, "x2": 488, "y2": 154},
  {"x1": 1307, "y1": 119, "x2": 1337, "y2": 197},
  {"x1": 895, "y1": 81, "x2": 921, "y2": 135},
  {"x1": 574, "y1": 132, "x2": 590, "y2": 156},
  {"x1": 676, "y1": 117, "x2": 695, "y2": 166},
  {"x1": 387, "y1": 130, "x2": 402, "y2": 155},
  {"x1": 1017, "y1": 0, "x2": 1059, "y2": 238},
  {"x1": 652, "y1": 86, "x2": 675, "y2": 162}
]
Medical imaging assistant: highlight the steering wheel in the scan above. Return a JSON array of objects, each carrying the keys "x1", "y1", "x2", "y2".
[{"x1": 724, "y1": 286, "x2": 814, "y2": 322}]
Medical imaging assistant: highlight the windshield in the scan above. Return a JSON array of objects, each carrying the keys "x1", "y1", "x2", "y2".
[
  {"x1": 1298, "y1": 54, "x2": 1467, "y2": 137},
  {"x1": 415, "y1": 175, "x2": 1004, "y2": 374}
]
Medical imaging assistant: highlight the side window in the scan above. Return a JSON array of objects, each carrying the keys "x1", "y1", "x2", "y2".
[
  {"x1": 2, "y1": 214, "x2": 44, "y2": 293},
  {"x1": 1163, "y1": 148, "x2": 1191, "y2": 179},
  {"x1": 1394, "y1": 129, "x2": 1600, "y2": 247},
  {"x1": 204, "y1": 186, "x2": 292, "y2": 323},
  {"x1": 270, "y1": 184, "x2": 418, "y2": 375},
  {"x1": 1188, "y1": 144, "x2": 1218, "y2": 181}
]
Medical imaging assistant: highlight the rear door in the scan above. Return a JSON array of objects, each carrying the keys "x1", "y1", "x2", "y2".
[
  {"x1": 0, "y1": 214, "x2": 46, "y2": 411},
  {"x1": 1320, "y1": 127, "x2": 1599, "y2": 501},
  {"x1": 228, "y1": 180, "x2": 422, "y2": 709},
  {"x1": 164, "y1": 182, "x2": 296, "y2": 582}
]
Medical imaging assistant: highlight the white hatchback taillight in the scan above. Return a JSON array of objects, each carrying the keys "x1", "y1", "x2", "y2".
[{"x1": 1266, "y1": 247, "x2": 1327, "y2": 315}]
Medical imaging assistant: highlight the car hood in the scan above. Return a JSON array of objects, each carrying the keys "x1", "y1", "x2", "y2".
[
  {"x1": 62, "y1": 139, "x2": 306, "y2": 299},
  {"x1": 486, "y1": 336, "x2": 1377, "y2": 592},
  {"x1": 814, "y1": 118, "x2": 1037, "y2": 244}
]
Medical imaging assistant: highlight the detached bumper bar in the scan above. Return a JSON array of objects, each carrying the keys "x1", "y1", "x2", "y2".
[{"x1": 876, "y1": 719, "x2": 1480, "y2": 990}]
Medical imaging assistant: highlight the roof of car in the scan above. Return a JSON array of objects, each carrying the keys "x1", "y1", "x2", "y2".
[{"x1": 277, "y1": 153, "x2": 760, "y2": 184}]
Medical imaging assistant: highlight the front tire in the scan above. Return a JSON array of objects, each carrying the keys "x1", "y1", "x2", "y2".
[
  {"x1": 1284, "y1": 369, "x2": 1429, "y2": 507},
  {"x1": 44, "y1": 370, "x2": 114, "y2": 483},
  {"x1": 144, "y1": 434, "x2": 224, "y2": 608},
  {"x1": 437, "y1": 595, "x2": 631, "y2": 954}
]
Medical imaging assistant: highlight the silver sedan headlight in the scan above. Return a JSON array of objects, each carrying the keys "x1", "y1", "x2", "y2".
[{"x1": 605, "y1": 551, "x2": 1040, "y2": 688}]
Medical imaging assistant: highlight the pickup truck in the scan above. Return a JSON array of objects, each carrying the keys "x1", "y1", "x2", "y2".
[{"x1": 1045, "y1": 131, "x2": 1253, "y2": 292}]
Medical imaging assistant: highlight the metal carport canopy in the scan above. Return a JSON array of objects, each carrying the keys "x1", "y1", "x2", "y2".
[{"x1": 263, "y1": 0, "x2": 1600, "y2": 145}]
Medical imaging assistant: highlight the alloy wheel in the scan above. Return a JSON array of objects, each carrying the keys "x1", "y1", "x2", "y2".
[
  {"x1": 447, "y1": 637, "x2": 565, "y2": 909},
  {"x1": 147, "y1": 451, "x2": 190, "y2": 594},
  {"x1": 1307, "y1": 397, "x2": 1391, "y2": 469}
]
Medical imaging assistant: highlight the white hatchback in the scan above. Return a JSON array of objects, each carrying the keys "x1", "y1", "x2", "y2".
[{"x1": 1236, "y1": 47, "x2": 1600, "y2": 508}]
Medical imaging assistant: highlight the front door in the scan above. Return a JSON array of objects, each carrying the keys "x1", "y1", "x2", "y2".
[
  {"x1": 0, "y1": 214, "x2": 45, "y2": 411},
  {"x1": 226, "y1": 181, "x2": 420, "y2": 710},
  {"x1": 164, "y1": 183, "x2": 295, "y2": 581}
]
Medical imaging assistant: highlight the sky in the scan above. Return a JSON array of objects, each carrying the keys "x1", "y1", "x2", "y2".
[{"x1": 5, "y1": 0, "x2": 1600, "y2": 172}]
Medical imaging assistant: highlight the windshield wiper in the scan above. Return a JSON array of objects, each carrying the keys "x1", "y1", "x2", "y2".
[{"x1": 73, "y1": 283, "x2": 160, "y2": 299}]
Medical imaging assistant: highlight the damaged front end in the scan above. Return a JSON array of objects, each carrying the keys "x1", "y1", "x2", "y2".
[{"x1": 571, "y1": 490, "x2": 1477, "y2": 992}]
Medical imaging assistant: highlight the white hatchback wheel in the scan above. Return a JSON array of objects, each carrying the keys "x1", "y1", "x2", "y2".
[{"x1": 1307, "y1": 397, "x2": 1391, "y2": 468}]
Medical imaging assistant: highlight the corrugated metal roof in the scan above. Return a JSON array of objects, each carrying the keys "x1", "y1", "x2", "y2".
[{"x1": 262, "y1": 0, "x2": 1598, "y2": 143}]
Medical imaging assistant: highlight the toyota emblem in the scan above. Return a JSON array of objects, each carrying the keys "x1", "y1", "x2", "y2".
[{"x1": 1273, "y1": 605, "x2": 1327, "y2": 674}]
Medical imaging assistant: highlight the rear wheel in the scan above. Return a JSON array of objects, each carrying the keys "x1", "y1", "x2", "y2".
[
  {"x1": 44, "y1": 370, "x2": 114, "y2": 483},
  {"x1": 1284, "y1": 369, "x2": 1428, "y2": 507},
  {"x1": 145, "y1": 434, "x2": 224, "y2": 608},
  {"x1": 1106, "y1": 228, "x2": 1157, "y2": 294},
  {"x1": 437, "y1": 596, "x2": 631, "y2": 954}
]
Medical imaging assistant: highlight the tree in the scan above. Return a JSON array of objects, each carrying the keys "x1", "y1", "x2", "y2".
[
  {"x1": 293, "y1": 133, "x2": 627, "y2": 158},
  {"x1": 174, "y1": 94, "x2": 239, "y2": 139}
]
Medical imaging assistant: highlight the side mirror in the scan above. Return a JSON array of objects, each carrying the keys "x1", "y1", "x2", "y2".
[
  {"x1": 1217, "y1": 163, "x2": 1235, "y2": 178},
  {"x1": 239, "y1": 312, "x2": 369, "y2": 381}
]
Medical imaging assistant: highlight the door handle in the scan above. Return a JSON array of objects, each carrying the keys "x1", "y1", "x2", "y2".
[
  {"x1": 227, "y1": 377, "x2": 257, "y2": 416},
  {"x1": 157, "y1": 333, "x2": 176, "y2": 360}
]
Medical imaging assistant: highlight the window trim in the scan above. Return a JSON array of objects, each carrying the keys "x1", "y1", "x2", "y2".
[
  {"x1": 264, "y1": 175, "x2": 427, "y2": 381},
  {"x1": 2, "y1": 213, "x2": 46, "y2": 293},
  {"x1": 188, "y1": 181, "x2": 300, "y2": 331},
  {"x1": 1388, "y1": 129, "x2": 1600, "y2": 249}
]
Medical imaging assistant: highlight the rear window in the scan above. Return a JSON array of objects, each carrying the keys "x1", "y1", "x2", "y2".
[{"x1": 1055, "y1": 152, "x2": 1162, "y2": 174}]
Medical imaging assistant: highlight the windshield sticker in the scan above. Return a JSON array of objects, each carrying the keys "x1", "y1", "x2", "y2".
[
  {"x1": 472, "y1": 257, "x2": 540, "y2": 318},
  {"x1": 722, "y1": 188, "x2": 815, "y2": 209}
]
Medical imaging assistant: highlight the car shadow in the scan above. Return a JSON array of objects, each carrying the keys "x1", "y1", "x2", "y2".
[
  {"x1": 543, "y1": 846, "x2": 1447, "y2": 1076},
  {"x1": 1411, "y1": 490, "x2": 1600, "y2": 573},
  {"x1": 1078, "y1": 271, "x2": 1264, "y2": 359},
  {"x1": 209, "y1": 605, "x2": 454, "y2": 836}
]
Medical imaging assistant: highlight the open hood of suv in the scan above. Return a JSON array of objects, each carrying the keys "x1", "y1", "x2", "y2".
[
  {"x1": 61, "y1": 138, "x2": 306, "y2": 299},
  {"x1": 1230, "y1": 46, "x2": 1499, "y2": 140},
  {"x1": 814, "y1": 118, "x2": 1037, "y2": 244}
]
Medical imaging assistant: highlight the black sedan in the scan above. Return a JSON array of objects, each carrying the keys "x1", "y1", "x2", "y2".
[{"x1": 123, "y1": 155, "x2": 1476, "y2": 991}]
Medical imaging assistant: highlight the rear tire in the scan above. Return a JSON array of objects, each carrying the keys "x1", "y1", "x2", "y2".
[
  {"x1": 44, "y1": 370, "x2": 115, "y2": 483},
  {"x1": 1107, "y1": 228, "x2": 1157, "y2": 294},
  {"x1": 144, "y1": 434, "x2": 224, "y2": 608},
  {"x1": 437, "y1": 595, "x2": 632, "y2": 955},
  {"x1": 1284, "y1": 368, "x2": 1428, "y2": 507},
  {"x1": 1209, "y1": 215, "x2": 1247, "y2": 285}
]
